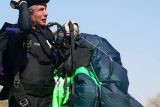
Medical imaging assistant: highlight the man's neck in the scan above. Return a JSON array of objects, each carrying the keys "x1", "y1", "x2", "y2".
[{"x1": 32, "y1": 25, "x2": 46, "y2": 30}]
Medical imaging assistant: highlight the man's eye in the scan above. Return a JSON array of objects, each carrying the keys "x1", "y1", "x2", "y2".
[
  {"x1": 37, "y1": 8, "x2": 44, "y2": 11},
  {"x1": 39, "y1": 8, "x2": 44, "y2": 11}
]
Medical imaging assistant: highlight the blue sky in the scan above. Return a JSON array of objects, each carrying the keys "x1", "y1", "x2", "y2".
[{"x1": 1, "y1": 0, "x2": 160, "y2": 105}]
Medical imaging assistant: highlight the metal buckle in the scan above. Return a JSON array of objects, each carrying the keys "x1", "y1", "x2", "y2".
[
  {"x1": 23, "y1": 40, "x2": 32, "y2": 51},
  {"x1": 19, "y1": 98, "x2": 29, "y2": 107},
  {"x1": 14, "y1": 80, "x2": 20, "y2": 88}
]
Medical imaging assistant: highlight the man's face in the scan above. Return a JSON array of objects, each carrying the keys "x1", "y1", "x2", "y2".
[{"x1": 31, "y1": 3, "x2": 48, "y2": 27}]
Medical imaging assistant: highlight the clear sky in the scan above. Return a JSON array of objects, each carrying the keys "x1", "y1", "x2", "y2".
[{"x1": 0, "y1": 0, "x2": 160, "y2": 105}]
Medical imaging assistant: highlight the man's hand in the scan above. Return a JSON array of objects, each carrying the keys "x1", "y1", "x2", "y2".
[
  {"x1": 64, "y1": 19, "x2": 80, "y2": 36},
  {"x1": 10, "y1": 0, "x2": 27, "y2": 9}
]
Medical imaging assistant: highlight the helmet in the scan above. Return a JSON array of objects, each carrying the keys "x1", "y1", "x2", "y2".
[
  {"x1": 10, "y1": 0, "x2": 50, "y2": 9},
  {"x1": 27, "y1": 0, "x2": 50, "y2": 6}
]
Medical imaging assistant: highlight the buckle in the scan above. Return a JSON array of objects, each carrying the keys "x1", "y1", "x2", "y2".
[
  {"x1": 19, "y1": 98, "x2": 29, "y2": 107},
  {"x1": 23, "y1": 40, "x2": 32, "y2": 51},
  {"x1": 14, "y1": 80, "x2": 20, "y2": 88}
]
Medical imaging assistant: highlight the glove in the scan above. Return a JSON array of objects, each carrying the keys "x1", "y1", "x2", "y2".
[
  {"x1": 56, "y1": 19, "x2": 80, "y2": 48},
  {"x1": 64, "y1": 19, "x2": 80, "y2": 36},
  {"x1": 10, "y1": 0, "x2": 27, "y2": 9}
]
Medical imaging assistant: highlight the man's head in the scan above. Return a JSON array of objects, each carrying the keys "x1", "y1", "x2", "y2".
[{"x1": 29, "y1": 3, "x2": 48, "y2": 27}]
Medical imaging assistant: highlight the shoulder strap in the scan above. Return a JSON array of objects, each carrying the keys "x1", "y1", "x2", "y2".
[{"x1": 23, "y1": 38, "x2": 39, "y2": 59}]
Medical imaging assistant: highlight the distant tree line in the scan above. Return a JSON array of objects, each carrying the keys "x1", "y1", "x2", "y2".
[{"x1": 145, "y1": 93, "x2": 160, "y2": 107}]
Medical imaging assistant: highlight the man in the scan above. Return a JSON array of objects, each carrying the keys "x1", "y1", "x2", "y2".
[{"x1": 0, "y1": 0, "x2": 67, "y2": 107}]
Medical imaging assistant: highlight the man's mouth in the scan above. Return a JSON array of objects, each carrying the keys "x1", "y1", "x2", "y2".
[{"x1": 42, "y1": 19, "x2": 46, "y2": 23}]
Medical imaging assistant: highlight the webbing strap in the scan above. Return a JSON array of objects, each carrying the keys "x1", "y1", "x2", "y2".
[{"x1": 13, "y1": 72, "x2": 30, "y2": 107}]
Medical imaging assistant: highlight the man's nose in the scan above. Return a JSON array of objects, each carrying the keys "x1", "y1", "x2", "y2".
[{"x1": 44, "y1": 10, "x2": 48, "y2": 17}]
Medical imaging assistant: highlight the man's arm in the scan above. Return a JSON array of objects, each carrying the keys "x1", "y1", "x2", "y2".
[{"x1": 18, "y1": 1, "x2": 32, "y2": 32}]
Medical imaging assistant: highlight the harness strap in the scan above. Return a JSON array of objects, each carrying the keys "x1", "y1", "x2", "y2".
[{"x1": 13, "y1": 72, "x2": 31, "y2": 107}]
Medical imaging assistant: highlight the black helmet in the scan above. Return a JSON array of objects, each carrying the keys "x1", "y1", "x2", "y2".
[{"x1": 27, "y1": 0, "x2": 50, "y2": 6}]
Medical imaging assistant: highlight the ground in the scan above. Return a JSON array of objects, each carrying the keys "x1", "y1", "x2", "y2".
[{"x1": 0, "y1": 100, "x2": 8, "y2": 107}]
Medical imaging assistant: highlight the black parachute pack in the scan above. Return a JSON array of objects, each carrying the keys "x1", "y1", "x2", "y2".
[{"x1": 54, "y1": 31, "x2": 143, "y2": 107}]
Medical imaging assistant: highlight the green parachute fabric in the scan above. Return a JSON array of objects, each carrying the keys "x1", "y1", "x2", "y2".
[
  {"x1": 70, "y1": 67, "x2": 132, "y2": 107},
  {"x1": 69, "y1": 67, "x2": 99, "y2": 107},
  {"x1": 52, "y1": 67, "x2": 98, "y2": 107},
  {"x1": 52, "y1": 66, "x2": 132, "y2": 107},
  {"x1": 52, "y1": 76, "x2": 70, "y2": 107}
]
